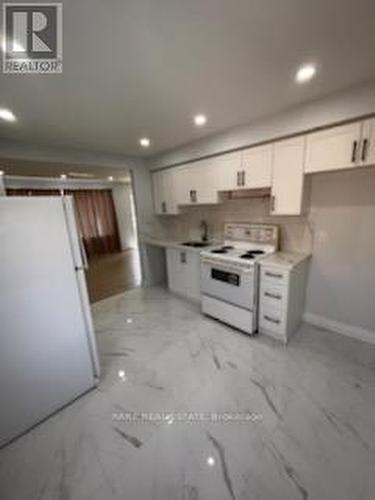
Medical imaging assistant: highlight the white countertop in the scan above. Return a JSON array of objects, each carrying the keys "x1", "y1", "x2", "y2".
[
  {"x1": 141, "y1": 237, "x2": 220, "y2": 253},
  {"x1": 260, "y1": 251, "x2": 311, "y2": 270}
]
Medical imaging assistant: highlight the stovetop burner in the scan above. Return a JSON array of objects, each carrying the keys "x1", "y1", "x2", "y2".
[
  {"x1": 239, "y1": 249, "x2": 266, "y2": 259},
  {"x1": 240, "y1": 253, "x2": 255, "y2": 259},
  {"x1": 210, "y1": 245, "x2": 235, "y2": 254}
]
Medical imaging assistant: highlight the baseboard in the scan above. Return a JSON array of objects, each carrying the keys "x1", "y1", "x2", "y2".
[{"x1": 303, "y1": 312, "x2": 375, "y2": 345}]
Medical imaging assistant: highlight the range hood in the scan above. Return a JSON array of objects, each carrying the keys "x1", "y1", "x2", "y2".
[{"x1": 220, "y1": 187, "x2": 271, "y2": 200}]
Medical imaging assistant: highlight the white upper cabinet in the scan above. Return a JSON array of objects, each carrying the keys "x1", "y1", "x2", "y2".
[
  {"x1": 152, "y1": 170, "x2": 164, "y2": 214},
  {"x1": 209, "y1": 151, "x2": 241, "y2": 191},
  {"x1": 271, "y1": 137, "x2": 305, "y2": 216},
  {"x1": 173, "y1": 165, "x2": 194, "y2": 206},
  {"x1": 240, "y1": 145, "x2": 272, "y2": 189},
  {"x1": 304, "y1": 122, "x2": 362, "y2": 173},
  {"x1": 153, "y1": 117, "x2": 374, "y2": 216},
  {"x1": 175, "y1": 159, "x2": 220, "y2": 206},
  {"x1": 360, "y1": 118, "x2": 375, "y2": 166},
  {"x1": 152, "y1": 169, "x2": 179, "y2": 215}
]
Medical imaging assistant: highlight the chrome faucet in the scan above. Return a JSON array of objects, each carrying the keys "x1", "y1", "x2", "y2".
[{"x1": 200, "y1": 220, "x2": 208, "y2": 242}]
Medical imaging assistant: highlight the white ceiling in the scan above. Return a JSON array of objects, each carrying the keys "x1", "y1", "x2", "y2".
[{"x1": 1, "y1": 0, "x2": 375, "y2": 157}]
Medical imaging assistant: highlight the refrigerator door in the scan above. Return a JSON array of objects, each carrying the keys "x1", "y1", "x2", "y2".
[
  {"x1": 62, "y1": 196, "x2": 100, "y2": 380},
  {"x1": 0, "y1": 197, "x2": 99, "y2": 448}
]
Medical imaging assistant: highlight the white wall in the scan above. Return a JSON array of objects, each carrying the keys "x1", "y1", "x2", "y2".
[
  {"x1": 149, "y1": 82, "x2": 375, "y2": 169},
  {"x1": 305, "y1": 167, "x2": 375, "y2": 336},
  {"x1": 112, "y1": 184, "x2": 137, "y2": 250},
  {"x1": 130, "y1": 166, "x2": 167, "y2": 286}
]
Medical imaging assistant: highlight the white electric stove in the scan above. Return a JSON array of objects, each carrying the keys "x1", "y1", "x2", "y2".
[{"x1": 200, "y1": 223, "x2": 279, "y2": 334}]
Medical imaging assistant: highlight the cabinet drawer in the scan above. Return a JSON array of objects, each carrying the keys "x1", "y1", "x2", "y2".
[
  {"x1": 260, "y1": 282, "x2": 288, "y2": 311},
  {"x1": 259, "y1": 306, "x2": 287, "y2": 339},
  {"x1": 260, "y1": 267, "x2": 289, "y2": 287}
]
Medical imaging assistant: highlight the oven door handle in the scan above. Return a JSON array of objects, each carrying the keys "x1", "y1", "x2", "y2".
[{"x1": 201, "y1": 259, "x2": 254, "y2": 274}]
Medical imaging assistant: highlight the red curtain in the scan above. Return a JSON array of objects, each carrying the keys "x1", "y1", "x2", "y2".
[{"x1": 6, "y1": 188, "x2": 121, "y2": 259}]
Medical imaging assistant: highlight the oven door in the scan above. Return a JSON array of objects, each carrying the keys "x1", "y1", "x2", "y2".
[{"x1": 201, "y1": 259, "x2": 255, "y2": 310}]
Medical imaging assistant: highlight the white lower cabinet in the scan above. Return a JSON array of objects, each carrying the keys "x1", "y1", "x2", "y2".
[
  {"x1": 259, "y1": 253, "x2": 310, "y2": 343},
  {"x1": 166, "y1": 248, "x2": 201, "y2": 301}
]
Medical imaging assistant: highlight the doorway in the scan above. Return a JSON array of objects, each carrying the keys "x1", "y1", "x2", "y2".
[{"x1": 6, "y1": 176, "x2": 142, "y2": 302}]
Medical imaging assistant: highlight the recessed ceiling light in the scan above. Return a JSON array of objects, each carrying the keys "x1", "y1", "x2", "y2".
[
  {"x1": 60, "y1": 174, "x2": 67, "y2": 180},
  {"x1": 295, "y1": 64, "x2": 317, "y2": 84},
  {"x1": 0, "y1": 108, "x2": 17, "y2": 122},
  {"x1": 194, "y1": 114, "x2": 207, "y2": 126},
  {"x1": 108, "y1": 176, "x2": 114, "y2": 181},
  {"x1": 139, "y1": 138, "x2": 150, "y2": 148}
]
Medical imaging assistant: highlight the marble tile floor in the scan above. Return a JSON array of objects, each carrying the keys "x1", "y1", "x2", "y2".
[{"x1": 1, "y1": 286, "x2": 375, "y2": 500}]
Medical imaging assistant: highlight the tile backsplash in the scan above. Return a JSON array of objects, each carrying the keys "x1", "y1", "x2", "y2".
[{"x1": 154, "y1": 195, "x2": 313, "y2": 253}]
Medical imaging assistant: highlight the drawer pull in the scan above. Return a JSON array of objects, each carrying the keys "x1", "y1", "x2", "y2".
[
  {"x1": 265, "y1": 271, "x2": 283, "y2": 279},
  {"x1": 264, "y1": 291, "x2": 282, "y2": 300},
  {"x1": 264, "y1": 314, "x2": 280, "y2": 325}
]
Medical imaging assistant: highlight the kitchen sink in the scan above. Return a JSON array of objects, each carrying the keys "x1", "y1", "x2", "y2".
[{"x1": 181, "y1": 241, "x2": 211, "y2": 248}]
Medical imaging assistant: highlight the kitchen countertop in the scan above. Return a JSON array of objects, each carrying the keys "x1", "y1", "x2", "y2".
[
  {"x1": 260, "y1": 251, "x2": 311, "y2": 270},
  {"x1": 141, "y1": 237, "x2": 220, "y2": 253}
]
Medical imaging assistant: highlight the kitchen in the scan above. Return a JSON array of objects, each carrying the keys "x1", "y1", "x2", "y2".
[
  {"x1": 144, "y1": 118, "x2": 375, "y2": 344},
  {"x1": 1, "y1": 2, "x2": 375, "y2": 500}
]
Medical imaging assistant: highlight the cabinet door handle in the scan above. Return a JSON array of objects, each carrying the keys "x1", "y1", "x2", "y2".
[
  {"x1": 351, "y1": 140, "x2": 358, "y2": 163},
  {"x1": 237, "y1": 171, "x2": 241, "y2": 187},
  {"x1": 361, "y1": 139, "x2": 368, "y2": 162},
  {"x1": 242, "y1": 170, "x2": 246, "y2": 186},
  {"x1": 264, "y1": 291, "x2": 282, "y2": 300},
  {"x1": 265, "y1": 271, "x2": 283, "y2": 279},
  {"x1": 161, "y1": 201, "x2": 167, "y2": 213},
  {"x1": 190, "y1": 190, "x2": 197, "y2": 203},
  {"x1": 271, "y1": 195, "x2": 276, "y2": 212},
  {"x1": 180, "y1": 251, "x2": 186, "y2": 263},
  {"x1": 264, "y1": 314, "x2": 281, "y2": 325}
]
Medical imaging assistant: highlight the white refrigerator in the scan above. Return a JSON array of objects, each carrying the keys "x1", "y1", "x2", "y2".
[{"x1": 0, "y1": 196, "x2": 100, "y2": 448}]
